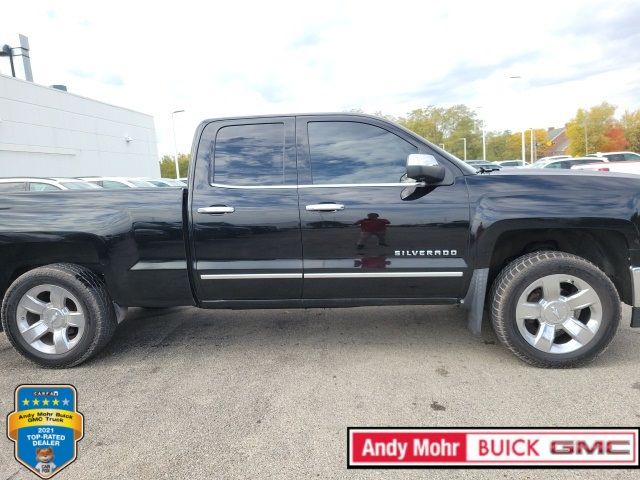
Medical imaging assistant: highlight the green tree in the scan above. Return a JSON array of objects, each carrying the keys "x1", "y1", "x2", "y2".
[
  {"x1": 621, "y1": 109, "x2": 640, "y2": 153},
  {"x1": 566, "y1": 102, "x2": 617, "y2": 156},
  {"x1": 486, "y1": 131, "x2": 521, "y2": 161},
  {"x1": 159, "y1": 153, "x2": 190, "y2": 178},
  {"x1": 397, "y1": 105, "x2": 483, "y2": 160}
]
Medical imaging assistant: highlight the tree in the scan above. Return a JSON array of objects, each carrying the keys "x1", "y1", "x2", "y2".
[
  {"x1": 159, "y1": 153, "x2": 190, "y2": 178},
  {"x1": 566, "y1": 102, "x2": 618, "y2": 156},
  {"x1": 621, "y1": 109, "x2": 640, "y2": 152},
  {"x1": 600, "y1": 125, "x2": 629, "y2": 151},
  {"x1": 397, "y1": 105, "x2": 483, "y2": 160},
  {"x1": 486, "y1": 131, "x2": 521, "y2": 161}
]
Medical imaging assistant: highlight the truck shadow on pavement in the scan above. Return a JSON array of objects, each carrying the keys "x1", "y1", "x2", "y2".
[{"x1": 89, "y1": 304, "x2": 634, "y2": 368}]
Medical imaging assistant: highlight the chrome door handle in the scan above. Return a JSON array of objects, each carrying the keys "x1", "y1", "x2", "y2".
[
  {"x1": 197, "y1": 206, "x2": 235, "y2": 214},
  {"x1": 305, "y1": 203, "x2": 345, "y2": 212}
]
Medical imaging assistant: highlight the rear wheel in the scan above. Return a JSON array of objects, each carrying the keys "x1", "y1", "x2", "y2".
[
  {"x1": 490, "y1": 251, "x2": 620, "y2": 367},
  {"x1": 1, "y1": 264, "x2": 117, "y2": 368}
]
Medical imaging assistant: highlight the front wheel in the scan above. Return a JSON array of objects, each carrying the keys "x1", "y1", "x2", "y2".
[
  {"x1": 490, "y1": 251, "x2": 620, "y2": 368},
  {"x1": 1, "y1": 264, "x2": 118, "y2": 368}
]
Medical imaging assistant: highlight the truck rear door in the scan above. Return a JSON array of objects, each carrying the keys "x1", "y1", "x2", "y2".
[{"x1": 190, "y1": 117, "x2": 302, "y2": 305}]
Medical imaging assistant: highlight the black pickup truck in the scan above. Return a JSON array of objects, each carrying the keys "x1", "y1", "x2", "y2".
[{"x1": 2, "y1": 113, "x2": 640, "y2": 368}]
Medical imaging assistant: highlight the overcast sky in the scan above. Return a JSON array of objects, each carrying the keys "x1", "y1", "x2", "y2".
[{"x1": 2, "y1": 0, "x2": 640, "y2": 157}]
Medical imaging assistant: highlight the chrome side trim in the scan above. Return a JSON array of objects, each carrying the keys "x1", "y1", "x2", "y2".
[
  {"x1": 131, "y1": 261, "x2": 187, "y2": 271},
  {"x1": 304, "y1": 271, "x2": 463, "y2": 279},
  {"x1": 630, "y1": 267, "x2": 640, "y2": 307},
  {"x1": 207, "y1": 182, "x2": 425, "y2": 190},
  {"x1": 200, "y1": 273, "x2": 303, "y2": 280},
  {"x1": 200, "y1": 271, "x2": 463, "y2": 280}
]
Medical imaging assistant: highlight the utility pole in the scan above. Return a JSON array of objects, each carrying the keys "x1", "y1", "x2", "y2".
[
  {"x1": 171, "y1": 110, "x2": 185, "y2": 179},
  {"x1": 521, "y1": 131, "x2": 526, "y2": 163},
  {"x1": 461, "y1": 138, "x2": 467, "y2": 161}
]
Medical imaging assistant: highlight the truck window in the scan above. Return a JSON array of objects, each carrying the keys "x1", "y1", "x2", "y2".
[
  {"x1": 213, "y1": 123, "x2": 285, "y2": 186},
  {"x1": 307, "y1": 121, "x2": 418, "y2": 184}
]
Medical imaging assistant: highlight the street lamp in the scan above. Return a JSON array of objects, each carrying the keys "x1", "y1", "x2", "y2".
[
  {"x1": 171, "y1": 110, "x2": 185, "y2": 179},
  {"x1": 461, "y1": 138, "x2": 467, "y2": 161},
  {"x1": 508, "y1": 76, "x2": 527, "y2": 163},
  {"x1": 476, "y1": 106, "x2": 487, "y2": 161},
  {"x1": 0, "y1": 44, "x2": 15, "y2": 77}
]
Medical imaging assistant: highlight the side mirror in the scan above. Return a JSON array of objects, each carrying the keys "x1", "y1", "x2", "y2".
[{"x1": 406, "y1": 154, "x2": 445, "y2": 183}]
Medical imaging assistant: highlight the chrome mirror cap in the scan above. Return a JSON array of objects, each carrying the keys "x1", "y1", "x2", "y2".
[{"x1": 406, "y1": 154, "x2": 445, "y2": 183}]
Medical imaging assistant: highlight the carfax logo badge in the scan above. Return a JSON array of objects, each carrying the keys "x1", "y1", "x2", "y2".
[{"x1": 7, "y1": 385, "x2": 84, "y2": 478}]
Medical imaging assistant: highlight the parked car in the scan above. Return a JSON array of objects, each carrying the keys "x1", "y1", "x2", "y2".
[
  {"x1": 146, "y1": 178, "x2": 187, "y2": 187},
  {"x1": 79, "y1": 177, "x2": 157, "y2": 188},
  {"x1": 526, "y1": 157, "x2": 607, "y2": 169},
  {"x1": 2, "y1": 113, "x2": 640, "y2": 369},
  {"x1": 586, "y1": 151, "x2": 640, "y2": 162},
  {"x1": 47, "y1": 178, "x2": 103, "y2": 190},
  {"x1": 0, "y1": 177, "x2": 101, "y2": 192},
  {"x1": 572, "y1": 161, "x2": 640, "y2": 174},
  {"x1": 497, "y1": 160, "x2": 525, "y2": 167},
  {"x1": 536, "y1": 155, "x2": 572, "y2": 162},
  {"x1": 465, "y1": 160, "x2": 501, "y2": 171}
]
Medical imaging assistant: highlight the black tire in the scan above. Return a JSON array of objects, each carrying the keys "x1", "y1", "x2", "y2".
[
  {"x1": 1, "y1": 263, "x2": 117, "y2": 368},
  {"x1": 490, "y1": 251, "x2": 620, "y2": 368}
]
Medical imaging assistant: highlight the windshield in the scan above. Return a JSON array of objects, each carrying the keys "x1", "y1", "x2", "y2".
[{"x1": 60, "y1": 181, "x2": 99, "y2": 190}]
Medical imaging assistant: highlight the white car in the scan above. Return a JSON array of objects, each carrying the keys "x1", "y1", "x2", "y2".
[
  {"x1": 79, "y1": 177, "x2": 157, "y2": 189},
  {"x1": 572, "y1": 161, "x2": 640, "y2": 174},
  {"x1": 497, "y1": 160, "x2": 525, "y2": 167},
  {"x1": 525, "y1": 157, "x2": 607, "y2": 169},
  {"x1": 144, "y1": 178, "x2": 186, "y2": 187},
  {"x1": 587, "y1": 151, "x2": 640, "y2": 162},
  {"x1": 535, "y1": 155, "x2": 572, "y2": 162},
  {"x1": 0, "y1": 178, "x2": 101, "y2": 192}
]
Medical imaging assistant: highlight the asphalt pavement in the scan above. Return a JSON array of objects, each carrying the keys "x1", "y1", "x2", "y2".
[{"x1": 1, "y1": 305, "x2": 638, "y2": 479}]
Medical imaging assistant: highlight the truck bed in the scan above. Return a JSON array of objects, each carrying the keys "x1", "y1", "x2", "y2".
[{"x1": 0, "y1": 188, "x2": 194, "y2": 307}]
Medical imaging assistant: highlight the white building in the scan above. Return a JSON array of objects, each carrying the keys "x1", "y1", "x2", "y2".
[{"x1": 0, "y1": 73, "x2": 159, "y2": 178}]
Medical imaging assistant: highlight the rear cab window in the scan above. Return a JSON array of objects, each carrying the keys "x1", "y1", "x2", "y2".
[{"x1": 212, "y1": 123, "x2": 286, "y2": 186}]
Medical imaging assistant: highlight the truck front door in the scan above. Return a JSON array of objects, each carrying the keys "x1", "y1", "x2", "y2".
[
  {"x1": 190, "y1": 117, "x2": 303, "y2": 305},
  {"x1": 296, "y1": 116, "x2": 470, "y2": 304}
]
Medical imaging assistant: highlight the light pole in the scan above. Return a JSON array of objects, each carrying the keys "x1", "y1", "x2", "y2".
[
  {"x1": 171, "y1": 110, "x2": 185, "y2": 179},
  {"x1": 530, "y1": 128, "x2": 536, "y2": 162},
  {"x1": 476, "y1": 106, "x2": 487, "y2": 161},
  {"x1": 440, "y1": 143, "x2": 445, "y2": 150},
  {"x1": 509, "y1": 76, "x2": 528, "y2": 163},
  {"x1": 584, "y1": 112, "x2": 589, "y2": 155},
  {"x1": 461, "y1": 138, "x2": 467, "y2": 161},
  {"x1": 482, "y1": 119, "x2": 486, "y2": 161}
]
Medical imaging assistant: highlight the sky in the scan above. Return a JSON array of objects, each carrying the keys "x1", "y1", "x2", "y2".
[{"x1": 2, "y1": 0, "x2": 640, "y2": 158}]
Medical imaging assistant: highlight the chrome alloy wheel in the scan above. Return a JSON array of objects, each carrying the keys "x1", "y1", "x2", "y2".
[
  {"x1": 515, "y1": 274, "x2": 602, "y2": 354},
  {"x1": 16, "y1": 284, "x2": 86, "y2": 355}
]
